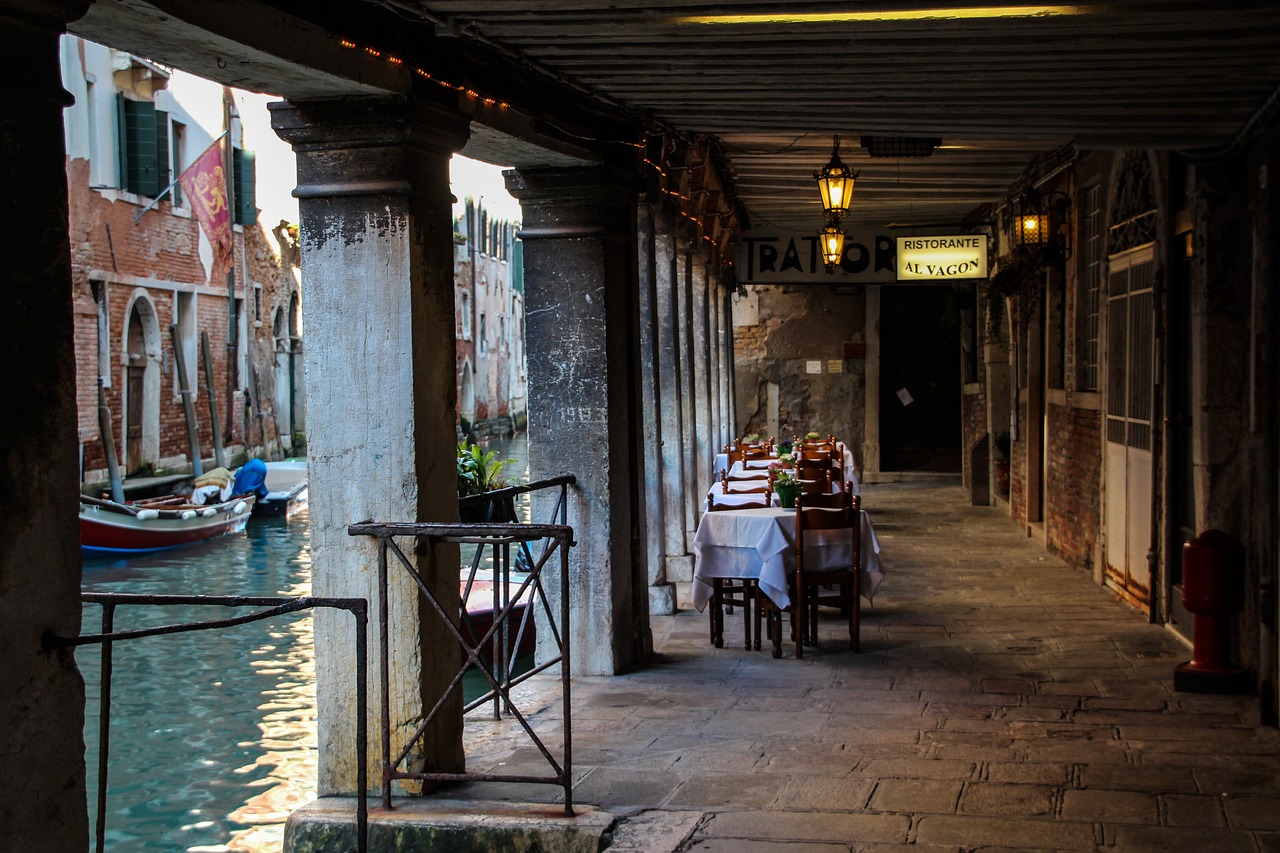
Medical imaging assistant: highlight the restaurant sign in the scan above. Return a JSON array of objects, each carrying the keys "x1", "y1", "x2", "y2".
[
  {"x1": 738, "y1": 229, "x2": 898, "y2": 284},
  {"x1": 895, "y1": 235, "x2": 988, "y2": 281}
]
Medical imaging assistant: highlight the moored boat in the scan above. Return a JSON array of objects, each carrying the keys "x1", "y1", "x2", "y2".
[
  {"x1": 461, "y1": 576, "x2": 536, "y2": 657},
  {"x1": 80, "y1": 493, "x2": 256, "y2": 557},
  {"x1": 252, "y1": 459, "x2": 309, "y2": 518}
]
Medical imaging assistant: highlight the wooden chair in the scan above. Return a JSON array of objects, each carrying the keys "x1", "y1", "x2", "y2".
[
  {"x1": 795, "y1": 487, "x2": 853, "y2": 509},
  {"x1": 721, "y1": 471, "x2": 772, "y2": 492},
  {"x1": 795, "y1": 465, "x2": 831, "y2": 495},
  {"x1": 704, "y1": 490, "x2": 770, "y2": 649},
  {"x1": 761, "y1": 494, "x2": 862, "y2": 658},
  {"x1": 725, "y1": 466, "x2": 771, "y2": 482}
]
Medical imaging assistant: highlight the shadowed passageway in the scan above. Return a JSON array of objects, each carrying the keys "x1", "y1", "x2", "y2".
[{"x1": 458, "y1": 479, "x2": 1280, "y2": 851}]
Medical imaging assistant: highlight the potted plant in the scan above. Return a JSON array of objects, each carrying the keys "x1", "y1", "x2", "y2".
[
  {"x1": 993, "y1": 431, "x2": 1011, "y2": 496},
  {"x1": 771, "y1": 464, "x2": 799, "y2": 509},
  {"x1": 457, "y1": 440, "x2": 517, "y2": 522}
]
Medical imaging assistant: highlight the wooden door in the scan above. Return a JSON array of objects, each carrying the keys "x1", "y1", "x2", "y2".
[
  {"x1": 126, "y1": 365, "x2": 144, "y2": 472},
  {"x1": 878, "y1": 285, "x2": 962, "y2": 471},
  {"x1": 1104, "y1": 248, "x2": 1155, "y2": 608}
]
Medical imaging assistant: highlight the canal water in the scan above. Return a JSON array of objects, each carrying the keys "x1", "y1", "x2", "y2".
[{"x1": 79, "y1": 434, "x2": 529, "y2": 852}]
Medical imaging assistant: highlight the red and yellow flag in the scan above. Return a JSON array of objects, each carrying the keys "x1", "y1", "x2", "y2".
[{"x1": 179, "y1": 138, "x2": 232, "y2": 268}]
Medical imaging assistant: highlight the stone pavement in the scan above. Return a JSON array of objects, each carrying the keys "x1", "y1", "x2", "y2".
[{"x1": 452, "y1": 478, "x2": 1280, "y2": 852}]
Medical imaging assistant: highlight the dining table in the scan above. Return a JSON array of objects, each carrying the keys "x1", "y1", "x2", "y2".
[
  {"x1": 691, "y1": 506, "x2": 884, "y2": 614},
  {"x1": 703, "y1": 478, "x2": 841, "y2": 512},
  {"x1": 715, "y1": 447, "x2": 861, "y2": 495}
]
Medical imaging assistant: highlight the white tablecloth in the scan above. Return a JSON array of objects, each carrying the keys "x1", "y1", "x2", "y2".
[
  {"x1": 691, "y1": 507, "x2": 883, "y2": 611},
  {"x1": 717, "y1": 449, "x2": 861, "y2": 495}
]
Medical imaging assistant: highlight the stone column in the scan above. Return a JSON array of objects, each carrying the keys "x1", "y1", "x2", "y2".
[
  {"x1": 721, "y1": 277, "x2": 739, "y2": 443},
  {"x1": 1, "y1": 4, "x2": 91, "y2": 850},
  {"x1": 271, "y1": 97, "x2": 468, "y2": 792},
  {"x1": 691, "y1": 246, "x2": 713, "y2": 488},
  {"x1": 675, "y1": 232, "x2": 702, "y2": 541},
  {"x1": 864, "y1": 285, "x2": 883, "y2": 478},
  {"x1": 708, "y1": 256, "x2": 723, "y2": 450},
  {"x1": 1191, "y1": 162, "x2": 1251, "y2": 533},
  {"x1": 654, "y1": 208, "x2": 694, "y2": 585},
  {"x1": 505, "y1": 166, "x2": 650, "y2": 674},
  {"x1": 637, "y1": 204, "x2": 676, "y2": 614}
]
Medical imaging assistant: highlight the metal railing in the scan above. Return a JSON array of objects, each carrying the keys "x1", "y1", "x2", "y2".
[
  {"x1": 45, "y1": 593, "x2": 370, "y2": 853},
  {"x1": 349, "y1": 473, "x2": 577, "y2": 814}
]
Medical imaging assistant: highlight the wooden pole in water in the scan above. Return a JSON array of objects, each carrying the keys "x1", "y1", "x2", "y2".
[
  {"x1": 201, "y1": 332, "x2": 226, "y2": 468},
  {"x1": 97, "y1": 378, "x2": 125, "y2": 503},
  {"x1": 170, "y1": 324, "x2": 204, "y2": 477}
]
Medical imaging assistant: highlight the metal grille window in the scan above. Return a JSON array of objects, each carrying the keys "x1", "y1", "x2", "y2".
[
  {"x1": 1105, "y1": 255, "x2": 1154, "y2": 449},
  {"x1": 1077, "y1": 185, "x2": 1102, "y2": 390}
]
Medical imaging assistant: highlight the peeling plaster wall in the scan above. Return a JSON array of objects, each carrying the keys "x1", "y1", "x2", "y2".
[{"x1": 732, "y1": 284, "x2": 866, "y2": 461}]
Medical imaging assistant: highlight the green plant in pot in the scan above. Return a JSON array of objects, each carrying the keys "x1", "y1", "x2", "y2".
[
  {"x1": 457, "y1": 440, "x2": 516, "y2": 521},
  {"x1": 771, "y1": 464, "x2": 799, "y2": 509}
]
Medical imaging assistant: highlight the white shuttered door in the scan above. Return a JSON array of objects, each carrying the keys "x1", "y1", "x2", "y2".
[{"x1": 1104, "y1": 247, "x2": 1155, "y2": 607}]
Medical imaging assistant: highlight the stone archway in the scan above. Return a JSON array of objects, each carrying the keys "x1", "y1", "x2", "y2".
[
  {"x1": 121, "y1": 290, "x2": 162, "y2": 473},
  {"x1": 459, "y1": 357, "x2": 476, "y2": 435}
]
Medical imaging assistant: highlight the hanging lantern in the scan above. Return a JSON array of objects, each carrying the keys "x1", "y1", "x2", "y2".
[
  {"x1": 1012, "y1": 188, "x2": 1072, "y2": 263},
  {"x1": 820, "y1": 219, "x2": 845, "y2": 273},
  {"x1": 814, "y1": 135, "x2": 858, "y2": 218},
  {"x1": 1015, "y1": 210, "x2": 1051, "y2": 248}
]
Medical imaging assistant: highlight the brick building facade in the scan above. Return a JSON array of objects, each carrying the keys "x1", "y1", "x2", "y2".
[
  {"x1": 63, "y1": 37, "x2": 301, "y2": 485},
  {"x1": 454, "y1": 198, "x2": 526, "y2": 440}
]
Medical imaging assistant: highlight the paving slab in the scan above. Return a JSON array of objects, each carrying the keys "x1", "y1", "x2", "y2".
[
  {"x1": 403, "y1": 480, "x2": 1280, "y2": 853},
  {"x1": 1060, "y1": 788, "x2": 1158, "y2": 823},
  {"x1": 285, "y1": 797, "x2": 613, "y2": 853}
]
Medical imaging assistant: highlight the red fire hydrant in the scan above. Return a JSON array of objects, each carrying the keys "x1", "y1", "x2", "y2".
[{"x1": 1174, "y1": 529, "x2": 1250, "y2": 694}]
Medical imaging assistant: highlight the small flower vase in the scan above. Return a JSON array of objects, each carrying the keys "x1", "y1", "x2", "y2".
[{"x1": 775, "y1": 482, "x2": 799, "y2": 509}]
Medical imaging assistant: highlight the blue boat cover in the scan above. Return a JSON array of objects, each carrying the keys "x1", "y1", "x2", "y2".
[{"x1": 233, "y1": 458, "x2": 269, "y2": 498}]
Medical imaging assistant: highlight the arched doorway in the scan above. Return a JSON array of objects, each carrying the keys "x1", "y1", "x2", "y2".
[
  {"x1": 122, "y1": 293, "x2": 161, "y2": 474},
  {"x1": 273, "y1": 289, "x2": 304, "y2": 451},
  {"x1": 460, "y1": 358, "x2": 476, "y2": 436},
  {"x1": 1103, "y1": 151, "x2": 1160, "y2": 611}
]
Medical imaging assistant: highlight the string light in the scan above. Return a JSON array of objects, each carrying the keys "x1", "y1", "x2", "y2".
[{"x1": 336, "y1": 37, "x2": 737, "y2": 264}]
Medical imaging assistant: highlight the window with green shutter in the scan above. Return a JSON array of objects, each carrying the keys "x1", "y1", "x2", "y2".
[
  {"x1": 115, "y1": 95, "x2": 170, "y2": 198},
  {"x1": 233, "y1": 147, "x2": 257, "y2": 226}
]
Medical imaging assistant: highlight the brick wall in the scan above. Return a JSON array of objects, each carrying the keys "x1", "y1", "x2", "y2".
[
  {"x1": 69, "y1": 157, "x2": 297, "y2": 481},
  {"x1": 1045, "y1": 401, "x2": 1102, "y2": 570},
  {"x1": 1009, "y1": 401, "x2": 1027, "y2": 522},
  {"x1": 960, "y1": 385, "x2": 987, "y2": 492}
]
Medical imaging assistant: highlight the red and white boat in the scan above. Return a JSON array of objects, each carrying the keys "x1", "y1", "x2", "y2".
[{"x1": 79, "y1": 493, "x2": 256, "y2": 557}]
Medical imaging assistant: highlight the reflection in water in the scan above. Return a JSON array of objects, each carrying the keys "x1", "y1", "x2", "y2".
[
  {"x1": 79, "y1": 435, "x2": 529, "y2": 851},
  {"x1": 80, "y1": 510, "x2": 313, "y2": 853}
]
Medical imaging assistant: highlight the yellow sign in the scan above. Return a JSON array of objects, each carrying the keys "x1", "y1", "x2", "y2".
[{"x1": 895, "y1": 235, "x2": 988, "y2": 281}]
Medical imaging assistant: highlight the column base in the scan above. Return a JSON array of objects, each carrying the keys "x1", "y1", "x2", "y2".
[
  {"x1": 1173, "y1": 662, "x2": 1252, "y2": 694},
  {"x1": 286, "y1": 797, "x2": 614, "y2": 853},
  {"x1": 665, "y1": 554, "x2": 694, "y2": 583},
  {"x1": 649, "y1": 582, "x2": 677, "y2": 615}
]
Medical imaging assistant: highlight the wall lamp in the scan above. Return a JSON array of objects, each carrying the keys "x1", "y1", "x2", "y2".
[
  {"x1": 1013, "y1": 188, "x2": 1071, "y2": 265},
  {"x1": 820, "y1": 217, "x2": 845, "y2": 273},
  {"x1": 814, "y1": 135, "x2": 859, "y2": 219}
]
